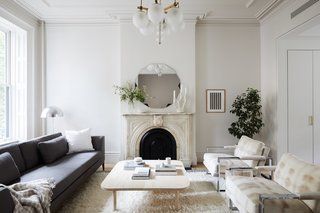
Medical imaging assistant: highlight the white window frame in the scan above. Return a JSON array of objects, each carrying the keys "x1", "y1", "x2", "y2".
[
  {"x1": 0, "y1": 20, "x2": 27, "y2": 143},
  {"x1": 0, "y1": 27, "x2": 10, "y2": 140}
]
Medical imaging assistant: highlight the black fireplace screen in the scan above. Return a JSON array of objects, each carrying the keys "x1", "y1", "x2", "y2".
[{"x1": 139, "y1": 128, "x2": 177, "y2": 160}]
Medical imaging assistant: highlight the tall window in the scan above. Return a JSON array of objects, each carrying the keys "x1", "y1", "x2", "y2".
[
  {"x1": 0, "y1": 18, "x2": 27, "y2": 142},
  {"x1": 0, "y1": 30, "x2": 8, "y2": 139}
]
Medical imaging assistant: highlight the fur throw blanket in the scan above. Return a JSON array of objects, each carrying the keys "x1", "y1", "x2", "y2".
[{"x1": 0, "y1": 178, "x2": 55, "y2": 213}]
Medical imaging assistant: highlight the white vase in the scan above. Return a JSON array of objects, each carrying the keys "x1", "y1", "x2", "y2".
[
  {"x1": 127, "y1": 102, "x2": 135, "y2": 113},
  {"x1": 128, "y1": 101, "x2": 144, "y2": 113}
]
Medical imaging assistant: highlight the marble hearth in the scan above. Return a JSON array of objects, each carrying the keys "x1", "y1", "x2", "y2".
[{"x1": 122, "y1": 113, "x2": 196, "y2": 167}]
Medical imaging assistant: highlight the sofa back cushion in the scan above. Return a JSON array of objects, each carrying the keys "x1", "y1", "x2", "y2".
[
  {"x1": 19, "y1": 133, "x2": 62, "y2": 170},
  {"x1": 38, "y1": 136, "x2": 68, "y2": 164},
  {"x1": 0, "y1": 152, "x2": 20, "y2": 184},
  {"x1": 234, "y1": 136, "x2": 264, "y2": 167},
  {"x1": 66, "y1": 128, "x2": 94, "y2": 154},
  {"x1": 274, "y1": 153, "x2": 320, "y2": 211},
  {"x1": 0, "y1": 143, "x2": 25, "y2": 173}
]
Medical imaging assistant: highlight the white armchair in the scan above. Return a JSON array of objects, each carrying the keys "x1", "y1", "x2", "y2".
[
  {"x1": 203, "y1": 136, "x2": 270, "y2": 191},
  {"x1": 226, "y1": 153, "x2": 320, "y2": 213}
]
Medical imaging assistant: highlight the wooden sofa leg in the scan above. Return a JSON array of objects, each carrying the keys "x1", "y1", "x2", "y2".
[
  {"x1": 102, "y1": 164, "x2": 105, "y2": 171},
  {"x1": 216, "y1": 179, "x2": 220, "y2": 192}
]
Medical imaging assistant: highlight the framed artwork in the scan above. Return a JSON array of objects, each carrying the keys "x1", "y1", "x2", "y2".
[{"x1": 206, "y1": 89, "x2": 226, "y2": 113}]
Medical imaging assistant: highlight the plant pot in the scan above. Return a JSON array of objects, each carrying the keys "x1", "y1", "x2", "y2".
[{"x1": 127, "y1": 101, "x2": 144, "y2": 113}]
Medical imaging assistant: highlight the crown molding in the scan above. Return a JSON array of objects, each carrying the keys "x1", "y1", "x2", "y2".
[
  {"x1": 13, "y1": 0, "x2": 43, "y2": 20},
  {"x1": 1, "y1": 0, "x2": 41, "y2": 27},
  {"x1": 11, "y1": 0, "x2": 286, "y2": 24},
  {"x1": 110, "y1": 10, "x2": 208, "y2": 22},
  {"x1": 43, "y1": 17, "x2": 118, "y2": 24},
  {"x1": 46, "y1": 22, "x2": 120, "y2": 27},
  {"x1": 255, "y1": 0, "x2": 285, "y2": 20},
  {"x1": 197, "y1": 17, "x2": 259, "y2": 25}
]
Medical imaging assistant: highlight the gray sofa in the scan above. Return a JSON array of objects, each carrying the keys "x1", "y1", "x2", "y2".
[{"x1": 0, "y1": 133, "x2": 105, "y2": 213}]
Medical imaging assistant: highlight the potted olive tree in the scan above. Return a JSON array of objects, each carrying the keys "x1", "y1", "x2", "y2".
[{"x1": 228, "y1": 88, "x2": 264, "y2": 139}]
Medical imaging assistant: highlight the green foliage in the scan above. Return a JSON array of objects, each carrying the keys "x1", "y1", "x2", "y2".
[
  {"x1": 114, "y1": 82, "x2": 146, "y2": 105},
  {"x1": 228, "y1": 88, "x2": 264, "y2": 139}
]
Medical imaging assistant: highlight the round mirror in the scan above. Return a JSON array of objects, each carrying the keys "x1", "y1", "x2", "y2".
[{"x1": 136, "y1": 63, "x2": 180, "y2": 108}]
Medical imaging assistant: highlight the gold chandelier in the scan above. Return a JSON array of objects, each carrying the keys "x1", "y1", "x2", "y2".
[{"x1": 133, "y1": 0, "x2": 185, "y2": 45}]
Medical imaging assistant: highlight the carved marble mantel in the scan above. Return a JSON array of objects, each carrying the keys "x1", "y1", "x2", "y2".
[{"x1": 122, "y1": 113, "x2": 196, "y2": 167}]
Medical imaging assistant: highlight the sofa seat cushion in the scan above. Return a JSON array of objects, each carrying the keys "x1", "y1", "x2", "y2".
[
  {"x1": 203, "y1": 153, "x2": 248, "y2": 176},
  {"x1": 20, "y1": 151, "x2": 101, "y2": 200},
  {"x1": 226, "y1": 176, "x2": 312, "y2": 213}
]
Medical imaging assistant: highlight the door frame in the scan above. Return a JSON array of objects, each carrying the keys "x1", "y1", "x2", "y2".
[{"x1": 277, "y1": 39, "x2": 320, "y2": 163}]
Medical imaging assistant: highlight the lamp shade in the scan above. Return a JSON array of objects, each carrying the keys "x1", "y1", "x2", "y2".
[
  {"x1": 41, "y1": 106, "x2": 63, "y2": 118},
  {"x1": 132, "y1": 10, "x2": 149, "y2": 29},
  {"x1": 148, "y1": 3, "x2": 164, "y2": 24}
]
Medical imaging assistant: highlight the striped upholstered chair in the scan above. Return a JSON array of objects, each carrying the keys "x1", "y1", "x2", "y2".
[{"x1": 226, "y1": 153, "x2": 320, "y2": 213}]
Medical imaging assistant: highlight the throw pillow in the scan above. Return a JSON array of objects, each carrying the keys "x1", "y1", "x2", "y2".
[
  {"x1": 65, "y1": 128, "x2": 93, "y2": 154},
  {"x1": 38, "y1": 136, "x2": 68, "y2": 164},
  {"x1": 0, "y1": 152, "x2": 20, "y2": 184}
]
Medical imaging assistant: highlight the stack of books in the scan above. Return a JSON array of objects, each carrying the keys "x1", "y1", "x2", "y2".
[
  {"x1": 132, "y1": 167, "x2": 150, "y2": 180},
  {"x1": 123, "y1": 161, "x2": 145, "y2": 170},
  {"x1": 155, "y1": 164, "x2": 177, "y2": 176}
]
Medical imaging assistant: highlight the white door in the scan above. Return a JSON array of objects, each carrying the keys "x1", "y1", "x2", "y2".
[
  {"x1": 313, "y1": 51, "x2": 320, "y2": 164},
  {"x1": 288, "y1": 50, "x2": 314, "y2": 163}
]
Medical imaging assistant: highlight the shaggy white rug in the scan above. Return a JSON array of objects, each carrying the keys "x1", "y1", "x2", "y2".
[{"x1": 58, "y1": 170, "x2": 228, "y2": 213}]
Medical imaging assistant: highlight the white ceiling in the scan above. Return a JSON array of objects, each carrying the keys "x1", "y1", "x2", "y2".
[{"x1": 14, "y1": 0, "x2": 283, "y2": 23}]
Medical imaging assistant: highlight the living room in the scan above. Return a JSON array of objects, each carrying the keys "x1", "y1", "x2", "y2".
[{"x1": 0, "y1": 0, "x2": 319, "y2": 212}]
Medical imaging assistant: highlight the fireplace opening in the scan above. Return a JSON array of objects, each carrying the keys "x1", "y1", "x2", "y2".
[{"x1": 139, "y1": 128, "x2": 177, "y2": 160}]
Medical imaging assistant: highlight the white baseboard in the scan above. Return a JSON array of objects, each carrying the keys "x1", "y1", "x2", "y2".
[{"x1": 105, "y1": 152, "x2": 121, "y2": 164}]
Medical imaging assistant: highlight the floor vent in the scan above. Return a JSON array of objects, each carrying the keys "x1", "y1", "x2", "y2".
[{"x1": 291, "y1": 0, "x2": 319, "y2": 19}]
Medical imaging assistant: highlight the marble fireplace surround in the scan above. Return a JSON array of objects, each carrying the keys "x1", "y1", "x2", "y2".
[{"x1": 122, "y1": 113, "x2": 196, "y2": 167}]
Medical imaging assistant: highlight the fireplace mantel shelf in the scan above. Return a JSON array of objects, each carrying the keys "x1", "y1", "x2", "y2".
[{"x1": 122, "y1": 112, "x2": 194, "y2": 116}]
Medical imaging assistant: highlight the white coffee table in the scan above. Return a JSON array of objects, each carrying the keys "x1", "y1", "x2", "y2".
[{"x1": 101, "y1": 160, "x2": 190, "y2": 211}]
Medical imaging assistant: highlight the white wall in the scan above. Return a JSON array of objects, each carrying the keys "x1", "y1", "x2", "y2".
[
  {"x1": 46, "y1": 24, "x2": 121, "y2": 163},
  {"x1": 260, "y1": 0, "x2": 320, "y2": 161},
  {"x1": 195, "y1": 23, "x2": 261, "y2": 161},
  {"x1": 120, "y1": 21, "x2": 196, "y2": 113},
  {"x1": 45, "y1": 21, "x2": 262, "y2": 163}
]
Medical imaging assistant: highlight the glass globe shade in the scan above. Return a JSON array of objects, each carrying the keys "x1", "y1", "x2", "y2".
[
  {"x1": 132, "y1": 10, "x2": 149, "y2": 29},
  {"x1": 148, "y1": 3, "x2": 164, "y2": 24},
  {"x1": 139, "y1": 22, "x2": 154, "y2": 36},
  {"x1": 166, "y1": 7, "x2": 183, "y2": 27}
]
